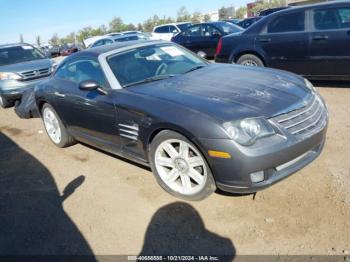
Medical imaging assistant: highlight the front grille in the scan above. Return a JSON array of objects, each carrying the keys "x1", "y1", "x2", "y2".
[
  {"x1": 20, "y1": 67, "x2": 51, "y2": 81},
  {"x1": 270, "y1": 95, "x2": 327, "y2": 138}
]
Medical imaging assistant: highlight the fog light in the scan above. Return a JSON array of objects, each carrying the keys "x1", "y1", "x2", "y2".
[{"x1": 250, "y1": 171, "x2": 265, "y2": 183}]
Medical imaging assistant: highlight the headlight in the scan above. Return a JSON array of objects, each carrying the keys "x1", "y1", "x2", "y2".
[
  {"x1": 0, "y1": 72, "x2": 22, "y2": 81},
  {"x1": 223, "y1": 117, "x2": 275, "y2": 146},
  {"x1": 304, "y1": 78, "x2": 317, "y2": 93}
]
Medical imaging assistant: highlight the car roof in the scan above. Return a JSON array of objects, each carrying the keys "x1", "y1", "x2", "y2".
[
  {"x1": 70, "y1": 40, "x2": 166, "y2": 59},
  {"x1": 0, "y1": 43, "x2": 32, "y2": 49},
  {"x1": 154, "y1": 22, "x2": 191, "y2": 28},
  {"x1": 269, "y1": 0, "x2": 349, "y2": 14}
]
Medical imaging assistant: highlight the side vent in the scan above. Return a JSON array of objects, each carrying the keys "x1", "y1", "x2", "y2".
[{"x1": 118, "y1": 123, "x2": 139, "y2": 141}]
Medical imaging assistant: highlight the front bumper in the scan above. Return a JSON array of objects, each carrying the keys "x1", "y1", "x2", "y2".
[
  {"x1": 196, "y1": 117, "x2": 328, "y2": 194},
  {"x1": 0, "y1": 77, "x2": 49, "y2": 101}
]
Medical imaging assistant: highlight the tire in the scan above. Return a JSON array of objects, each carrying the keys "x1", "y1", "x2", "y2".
[
  {"x1": 236, "y1": 54, "x2": 264, "y2": 67},
  {"x1": 149, "y1": 130, "x2": 216, "y2": 201},
  {"x1": 0, "y1": 95, "x2": 14, "y2": 108},
  {"x1": 42, "y1": 103, "x2": 76, "y2": 148}
]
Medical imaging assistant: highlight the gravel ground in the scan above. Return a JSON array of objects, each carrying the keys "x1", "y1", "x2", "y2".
[{"x1": 0, "y1": 84, "x2": 349, "y2": 257}]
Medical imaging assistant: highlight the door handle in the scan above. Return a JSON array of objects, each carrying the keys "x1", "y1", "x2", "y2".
[
  {"x1": 258, "y1": 38, "x2": 271, "y2": 43},
  {"x1": 54, "y1": 92, "x2": 66, "y2": 98},
  {"x1": 312, "y1": 35, "x2": 329, "y2": 41}
]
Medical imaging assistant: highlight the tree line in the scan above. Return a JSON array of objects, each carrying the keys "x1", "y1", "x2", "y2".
[{"x1": 28, "y1": 1, "x2": 286, "y2": 46}]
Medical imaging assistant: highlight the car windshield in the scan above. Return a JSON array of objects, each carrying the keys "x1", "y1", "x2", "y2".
[
  {"x1": 217, "y1": 22, "x2": 243, "y2": 34},
  {"x1": 107, "y1": 44, "x2": 208, "y2": 87},
  {"x1": 0, "y1": 45, "x2": 45, "y2": 66},
  {"x1": 177, "y1": 23, "x2": 192, "y2": 32}
]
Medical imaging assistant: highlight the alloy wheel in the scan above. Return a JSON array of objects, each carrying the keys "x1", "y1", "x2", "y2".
[
  {"x1": 43, "y1": 107, "x2": 62, "y2": 144},
  {"x1": 154, "y1": 139, "x2": 207, "y2": 195},
  {"x1": 242, "y1": 60, "x2": 258, "y2": 66}
]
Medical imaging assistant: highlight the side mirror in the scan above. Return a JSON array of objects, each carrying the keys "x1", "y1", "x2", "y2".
[{"x1": 79, "y1": 80, "x2": 99, "y2": 91}]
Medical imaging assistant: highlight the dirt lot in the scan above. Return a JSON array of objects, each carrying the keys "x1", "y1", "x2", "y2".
[{"x1": 0, "y1": 84, "x2": 349, "y2": 257}]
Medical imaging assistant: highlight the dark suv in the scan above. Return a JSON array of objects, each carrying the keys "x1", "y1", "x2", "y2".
[
  {"x1": 215, "y1": 1, "x2": 350, "y2": 80},
  {"x1": 0, "y1": 43, "x2": 55, "y2": 108}
]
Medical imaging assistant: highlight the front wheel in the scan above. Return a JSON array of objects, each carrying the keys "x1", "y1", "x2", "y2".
[
  {"x1": 149, "y1": 130, "x2": 216, "y2": 201},
  {"x1": 42, "y1": 103, "x2": 76, "y2": 148},
  {"x1": 236, "y1": 54, "x2": 264, "y2": 67}
]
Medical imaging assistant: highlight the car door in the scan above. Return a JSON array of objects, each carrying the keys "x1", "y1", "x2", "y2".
[
  {"x1": 201, "y1": 24, "x2": 222, "y2": 58},
  {"x1": 178, "y1": 25, "x2": 203, "y2": 53},
  {"x1": 308, "y1": 6, "x2": 350, "y2": 77},
  {"x1": 257, "y1": 11, "x2": 310, "y2": 75},
  {"x1": 153, "y1": 26, "x2": 172, "y2": 41},
  {"x1": 52, "y1": 58, "x2": 119, "y2": 149}
]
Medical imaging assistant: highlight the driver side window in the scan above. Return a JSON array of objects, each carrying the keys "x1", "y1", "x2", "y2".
[
  {"x1": 202, "y1": 25, "x2": 221, "y2": 37},
  {"x1": 183, "y1": 25, "x2": 202, "y2": 36},
  {"x1": 55, "y1": 59, "x2": 108, "y2": 88}
]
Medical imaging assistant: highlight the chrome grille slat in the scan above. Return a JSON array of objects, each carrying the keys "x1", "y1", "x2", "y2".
[
  {"x1": 20, "y1": 67, "x2": 51, "y2": 80},
  {"x1": 270, "y1": 95, "x2": 327, "y2": 138},
  {"x1": 276, "y1": 96, "x2": 317, "y2": 123}
]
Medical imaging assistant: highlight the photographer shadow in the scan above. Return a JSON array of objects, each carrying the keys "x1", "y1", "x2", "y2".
[
  {"x1": 139, "y1": 202, "x2": 235, "y2": 259},
  {"x1": 0, "y1": 132, "x2": 94, "y2": 258}
]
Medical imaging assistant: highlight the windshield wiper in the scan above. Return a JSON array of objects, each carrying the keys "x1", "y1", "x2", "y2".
[
  {"x1": 185, "y1": 65, "x2": 207, "y2": 74},
  {"x1": 123, "y1": 75, "x2": 176, "y2": 88}
]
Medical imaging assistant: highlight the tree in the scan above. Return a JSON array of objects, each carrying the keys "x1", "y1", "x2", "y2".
[
  {"x1": 251, "y1": 0, "x2": 287, "y2": 16},
  {"x1": 65, "y1": 32, "x2": 76, "y2": 44},
  {"x1": 19, "y1": 34, "x2": 24, "y2": 43},
  {"x1": 203, "y1": 14, "x2": 211, "y2": 22},
  {"x1": 109, "y1": 17, "x2": 126, "y2": 32},
  {"x1": 36, "y1": 36, "x2": 41, "y2": 46},
  {"x1": 191, "y1": 12, "x2": 201, "y2": 23},
  {"x1": 76, "y1": 27, "x2": 94, "y2": 43},
  {"x1": 50, "y1": 33, "x2": 59, "y2": 45},
  {"x1": 137, "y1": 23, "x2": 143, "y2": 31},
  {"x1": 177, "y1": 6, "x2": 191, "y2": 22},
  {"x1": 235, "y1": 6, "x2": 247, "y2": 19},
  {"x1": 219, "y1": 6, "x2": 229, "y2": 20}
]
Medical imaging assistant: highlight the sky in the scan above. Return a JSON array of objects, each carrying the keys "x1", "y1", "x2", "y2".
[{"x1": 0, "y1": 0, "x2": 251, "y2": 44}]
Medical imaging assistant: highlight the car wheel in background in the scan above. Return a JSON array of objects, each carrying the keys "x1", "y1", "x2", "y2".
[
  {"x1": 42, "y1": 103, "x2": 76, "y2": 148},
  {"x1": 237, "y1": 54, "x2": 264, "y2": 67},
  {"x1": 0, "y1": 95, "x2": 14, "y2": 109},
  {"x1": 149, "y1": 130, "x2": 216, "y2": 201}
]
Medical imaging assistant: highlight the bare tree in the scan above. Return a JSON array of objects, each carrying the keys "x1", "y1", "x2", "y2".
[
  {"x1": 36, "y1": 36, "x2": 41, "y2": 46},
  {"x1": 20, "y1": 34, "x2": 24, "y2": 43}
]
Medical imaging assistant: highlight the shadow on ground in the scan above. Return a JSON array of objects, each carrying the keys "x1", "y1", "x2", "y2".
[
  {"x1": 0, "y1": 132, "x2": 95, "y2": 258},
  {"x1": 139, "y1": 202, "x2": 236, "y2": 259}
]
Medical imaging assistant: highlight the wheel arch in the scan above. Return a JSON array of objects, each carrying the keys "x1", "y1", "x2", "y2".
[{"x1": 231, "y1": 50, "x2": 266, "y2": 66}]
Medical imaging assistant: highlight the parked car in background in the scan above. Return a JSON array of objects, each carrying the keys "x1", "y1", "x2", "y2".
[
  {"x1": 60, "y1": 45, "x2": 80, "y2": 56},
  {"x1": 0, "y1": 43, "x2": 56, "y2": 108},
  {"x1": 49, "y1": 45, "x2": 61, "y2": 57},
  {"x1": 259, "y1": 6, "x2": 290, "y2": 16},
  {"x1": 89, "y1": 33, "x2": 149, "y2": 48},
  {"x1": 224, "y1": 19, "x2": 242, "y2": 25},
  {"x1": 237, "y1": 16, "x2": 263, "y2": 29},
  {"x1": 215, "y1": 1, "x2": 350, "y2": 80},
  {"x1": 172, "y1": 21, "x2": 243, "y2": 58},
  {"x1": 151, "y1": 22, "x2": 192, "y2": 41},
  {"x1": 34, "y1": 40, "x2": 328, "y2": 200}
]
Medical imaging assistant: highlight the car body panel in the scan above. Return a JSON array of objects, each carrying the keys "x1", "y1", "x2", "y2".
[{"x1": 35, "y1": 40, "x2": 328, "y2": 194}]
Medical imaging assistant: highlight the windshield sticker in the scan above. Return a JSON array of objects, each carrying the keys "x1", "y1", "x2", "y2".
[
  {"x1": 22, "y1": 46, "x2": 34, "y2": 50},
  {"x1": 161, "y1": 46, "x2": 184, "y2": 57}
]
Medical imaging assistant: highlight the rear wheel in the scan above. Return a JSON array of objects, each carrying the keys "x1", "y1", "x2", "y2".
[
  {"x1": 0, "y1": 95, "x2": 14, "y2": 108},
  {"x1": 149, "y1": 130, "x2": 216, "y2": 201},
  {"x1": 237, "y1": 54, "x2": 264, "y2": 67},
  {"x1": 42, "y1": 103, "x2": 75, "y2": 148}
]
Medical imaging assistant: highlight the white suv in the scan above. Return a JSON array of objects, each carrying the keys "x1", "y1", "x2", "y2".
[{"x1": 151, "y1": 22, "x2": 192, "y2": 41}]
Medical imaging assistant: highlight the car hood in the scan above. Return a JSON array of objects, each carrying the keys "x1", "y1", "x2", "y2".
[
  {"x1": 0, "y1": 59, "x2": 53, "y2": 73},
  {"x1": 129, "y1": 64, "x2": 312, "y2": 122}
]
